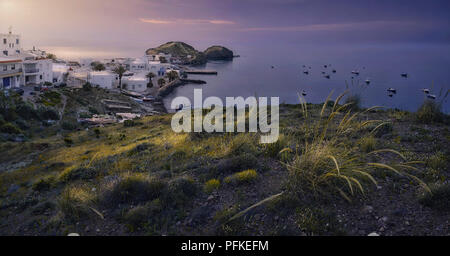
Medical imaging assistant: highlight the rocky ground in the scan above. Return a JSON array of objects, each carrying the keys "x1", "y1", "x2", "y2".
[{"x1": 0, "y1": 99, "x2": 448, "y2": 236}]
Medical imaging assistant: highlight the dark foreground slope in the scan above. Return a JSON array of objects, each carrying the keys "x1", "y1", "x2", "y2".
[{"x1": 0, "y1": 100, "x2": 448, "y2": 235}]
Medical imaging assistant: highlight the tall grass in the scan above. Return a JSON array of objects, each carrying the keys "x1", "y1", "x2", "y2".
[
  {"x1": 284, "y1": 91, "x2": 429, "y2": 200},
  {"x1": 416, "y1": 88, "x2": 448, "y2": 124},
  {"x1": 229, "y1": 91, "x2": 431, "y2": 221}
]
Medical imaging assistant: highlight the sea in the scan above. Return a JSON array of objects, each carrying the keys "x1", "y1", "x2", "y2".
[{"x1": 162, "y1": 43, "x2": 450, "y2": 113}]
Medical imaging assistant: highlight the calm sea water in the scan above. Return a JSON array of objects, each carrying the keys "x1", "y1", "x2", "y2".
[{"x1": 163, "y1": 43, "x2": 450, "y2": 113}]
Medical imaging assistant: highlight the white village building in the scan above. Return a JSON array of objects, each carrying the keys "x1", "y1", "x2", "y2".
[
  {"x1": 52, "y1": 63, "x2": 69, "y2": 85},
  {"x1": 89, "y1": 71, "x2": 117, "y2": 90},
  {"x1": 0, "y1": 56, "x2": 23, "y2": 88},
  {"x1": 1, "y1": 28, "x2": 53, "y2": 89}
]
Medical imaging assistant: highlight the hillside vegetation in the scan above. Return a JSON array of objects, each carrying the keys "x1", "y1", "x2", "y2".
[{"x1": 0, "y1": 92, "x2": 448, "y2": 236}]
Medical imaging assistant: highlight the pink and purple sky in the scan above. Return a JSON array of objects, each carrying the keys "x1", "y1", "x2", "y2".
[{"x1": 1, "y1": 0, "x2": 449, "y2": 59}]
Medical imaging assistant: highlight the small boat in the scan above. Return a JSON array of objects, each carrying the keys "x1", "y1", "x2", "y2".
[
  {"x1": 351, "y1": 70, "x2": 360, "y2": 75},
  {"x1": 401, "y1": 73, "x2": 408, "y2": 78},
  {"x1": 421, "y1": 89, "x2": 430, "y2": 94},
  {"x1": 387, "y1": 88, "x2": 397, "y2": 94},
  {"x1": 427, "y1": 94, "x2": 436, "y2": 100},
  {"x1": 332, "y1": 69, "x2": 337, "y2": 73},
  {"x1": 301, "y1": 90, "x2": 307, "y2": 96},
  {"x1": 365, "y1": 79, "x2": 371, "y2": 85},
  {"x1": 321, "y1": 71, "x2": 326, "y2": 74},
  {"x1": 303, "y1": 71, "x2": 309, "y2": 75},
  {"x1": 271, "y1": 66, "x2": 275, "y2": 69},
  {"x1": 324, "y1": 65, "x2": 328, "y2": 68},
  {"x1": 388, "y1": 94, "x2": 394, "y2": 97},
  {"x1": 324, "y1": 75, "x2": 330, "y2": 79}
]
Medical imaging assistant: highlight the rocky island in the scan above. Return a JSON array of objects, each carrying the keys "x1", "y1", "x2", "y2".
[{"x1": 145, "y1": 41, "x2": 234, "y2": 65}]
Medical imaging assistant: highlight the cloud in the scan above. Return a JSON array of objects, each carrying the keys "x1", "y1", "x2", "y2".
[
  {"x1": 139, "y1": 18, "x2": 173, "y2": 24},
  {"x1": 239, "y1": 20, "x2": 420, "y2": 32},
  {"x1": 139, "y1": 18, "x2": 235, "y2": 25}
]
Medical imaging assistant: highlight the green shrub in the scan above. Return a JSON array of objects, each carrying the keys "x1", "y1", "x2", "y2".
[
  {"x1": 37, "y1": 106, "x2": 59, "y2": 120},
  {"x1": 294, "y1": 207, "x2": 342, "y2": 235},
  {"x1": 79, "y1": 112, "x2": 92, "y2": 118},
  {"x1": 58, "y1": 186, "x2": 94, "y2": 221},
  {"x1": 359, "y1": 136, "x2": 377, "y2": 153},
  {"x1": 63, "y1": 137, "x2": 73, "y2": 145},
  {"x1": 416, "y1": 100, "x2": 444, "y2": 124},
  {"x1": 82, "y1": 82, "x2": 92, "y2": 91},
  {"x1": 0, "y1": 122, "x2": 22, "y2": 134},
  {"x1": 224, "y1": 169, "x2": 258, "y2": 185},
  {"x1": 58, "y1": 166, "x2": 97, "y2": 182},
  {"x1": 124, "y1": 120, "x2": 135, "y2": 127},
  {"x1": 204, "y1": 179, "x2": 220, "y2": 193},
  {"x1": 263, "y1": 134, "x2": 288, "y2": 159},
  {"x1": 61, "y1": 121, "x2": 77, "y2": 130},
  {"x1": 123, "y1": 199, "x2": 162, "y2": 227},
  {"x1": 88, "y1": 107, "x2": 99, "y2": 114},
  {"x1": 165, "y1": 176, "x2": 198, "y2": 206},
  {"x1": 101, "y1": 174, "x2": 166, "y2": 206},
  {"x1": 427, "y1": 152, "x2": 447, "y2": 171},
  {"x1": 32, "y1": 176, "x2": 56, "y2": 191},
  {"x1": 16, "y1": 102, "x2": 39, "y2": 120},
  {"x1": 419, "y1": 184, "x2": 450, "y2": 211},
  {"x1": 344, "y1": 94, "x2": 361, "y2": 111},
  {"x1": 212, "y1": 153, "x2": 258, "y2": 177}
]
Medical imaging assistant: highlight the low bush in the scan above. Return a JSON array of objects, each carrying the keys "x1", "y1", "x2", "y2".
[
  {"x1": 101, "y1": 174, "x2": 166, "y2": 206},
  {"x1": 0, "y1": 122, "x2": 22, "y2": 134},
  {"x1": 359, "y1": 136, "x2": 377, "y2": 153},
  {"x1": 419, "y1": 184, "x2": 450, "y2": 211},
  {"x1": 32, "y1": 176, "x2": 56, "y2": 191},
  {"x1": 58, "y1": 186, "x2": 95, "y2": 221},
  {"x1": 224, "y1": 169, "x2": 258, "y2": 185},
  {"x1": 58, "y1": 166, "x2": 97, "y2": 182},
  {"x1": 416, "y1": 100, "x2": 444, "y2": 124},
  {"x1": 204, "y1": 179, "x2": 220, "y2": 193}
]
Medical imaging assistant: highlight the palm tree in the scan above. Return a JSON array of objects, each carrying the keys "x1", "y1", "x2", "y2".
[
  {"x1": 92, "y1": 62, "x2": 106, "y2": 71},
  {"x1": 146, "y1": 72, "x2": 156, "y2": 88},
  {"x1": 113, "y1": 65, "x2": 126, "y2": 91},
  {"x1": 157, "y1": 78, "x2": 166, "y2": 88},
  {"x1": 166, "y1": 71, "x2": 179, "y2": 82}
]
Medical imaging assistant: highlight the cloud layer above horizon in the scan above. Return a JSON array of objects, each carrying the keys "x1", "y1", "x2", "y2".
[{"x1": 1, "y1": 0, "x2": 449, "y2": 57}]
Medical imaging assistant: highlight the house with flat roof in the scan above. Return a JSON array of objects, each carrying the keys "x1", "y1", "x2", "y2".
[
  {"x1": 1, "y1": 28, "x2": 22, "y2": 57},
  {"x1": 0, "y1": 57, "x2": 23, "y2": 89},
  {"x1": 1, "y1": 29, "x2": 53, "y2": 88}
]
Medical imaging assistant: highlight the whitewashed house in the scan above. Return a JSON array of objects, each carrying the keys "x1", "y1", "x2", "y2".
[
  {"x1": 89, "y1": 71, "x2": 117, "y2": 89},
  {"x1": 1, "y1": 29, "x2": 53, "y2": 87},
  {"x1": 1, "y1": 28, "x2": 22, "y2": 56},
  {"x1": 127, "y1": 58, "x2": 147, "y2": 73},
  {"x1": 0, "y1": 57, "x2": 22, "y2": 89},
  {"x1": 21, "y1": 52, "x2": 53, "y2": 85},
  {"x1": 122, "y1": 73, "x2": 147, "y2": 92},
  {"x1": 52, "y1": 63, "x2": 69, "y2": 85}
]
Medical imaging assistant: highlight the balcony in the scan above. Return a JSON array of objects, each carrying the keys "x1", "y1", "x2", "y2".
[
  {"x1": 24, "y1": 68, "x2": 39, "y2": 74},
  {"x1": 0, "y1": 68, "x2": 23, "y2": 77}
]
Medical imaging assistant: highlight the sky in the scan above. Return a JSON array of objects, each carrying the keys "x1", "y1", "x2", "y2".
[{"x1": 1, "y1": 0, "x2": 449, "y2": 59}]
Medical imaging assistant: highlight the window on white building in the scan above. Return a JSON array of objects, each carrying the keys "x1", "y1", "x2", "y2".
[
  {"x1": 2, "y1": 39, "x2": 5, "y2": 44},
  {"x1": 16, "y1": 39, "x2": 19, "y2": 44},
  {"x1": 3, "y1": 65, "x2": 7, "y2": 71}
]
